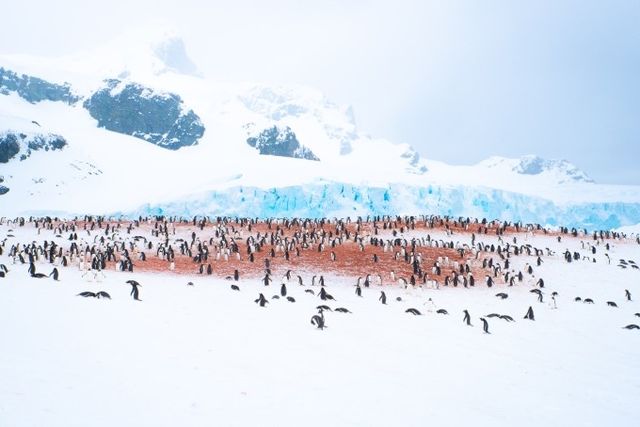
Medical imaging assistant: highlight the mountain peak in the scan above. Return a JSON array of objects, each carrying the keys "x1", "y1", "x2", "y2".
[
  {"x1": 514, "y1": 155, "x2": 594, "y2": 183},
  {"x1": 151, "y1": 34, "x2": 198, "y2": 76},
  {"x1": 477, "y1": 155, "x2": 594, "y2": 184},
  {"x1": 91, "y1": 26, "x2": 199, "y2": 78}
]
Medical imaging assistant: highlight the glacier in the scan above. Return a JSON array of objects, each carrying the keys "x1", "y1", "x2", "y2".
[{"x1": 120, "y1": 182, "x2": 640, "y2": 231}]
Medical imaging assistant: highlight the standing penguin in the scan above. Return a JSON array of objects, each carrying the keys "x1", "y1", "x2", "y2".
[
  {"x1": 126, "y1": 280, "x2": 142, "y2": 301},
  {"x1": 262, "y1": 273, "x2": 272, "y2": 286},
  {"x1": 463, "y1": 309, "x2": 472, "y2": 326},
  {"x1": 311, "y1": 308, "x2": 326, "y2": 330},
  {"x1": 280, "y1": 282, "x2": 287, "y2": 297},
  {"x1": 379, "y1": 291, "x2": 387, "y2": 305},
  {"x1": 49, "y1": 267, "x2": 59, "y2": 281},
  {"x1": 254, "y1": 293, "x2": 268, "y2": 307},
  {"x1": 355, "y1": 284, "x2": 362, "y2": 297},
  {"x1": 480, "y1": 317, "x2": 490, "y2": 334},
  {"x1": 551, "y1": 291, "x2": 558, "y2": 309},
  {"x1": 234, "y1": 269, "x2": 239, "y2": 281},
  {"x1": 625, "y1": 289, "x2": 632, "y2": 301},
  {"x1": 524, "y1": 306, "x2": 535, "y2": 320}
]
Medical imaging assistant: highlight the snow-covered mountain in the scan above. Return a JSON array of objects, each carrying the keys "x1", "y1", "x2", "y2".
[{"x1": 1, "y1": 30, "x2": 639, "y2": 229}]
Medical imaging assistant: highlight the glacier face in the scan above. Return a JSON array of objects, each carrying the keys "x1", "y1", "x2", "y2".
[{"x1": 120, "y1": 183, "x2": 640, "y2": 231}]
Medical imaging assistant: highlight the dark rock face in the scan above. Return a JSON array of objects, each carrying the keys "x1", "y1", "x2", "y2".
[
  {"x1": 0, "y1": 67, "x2": 79, "y2": 104},
  {"x1": 247, "y1": 126, "x2": 319, "y2": 161},
  {"x1": 83, "y1": 79, "x2": 205, "y2": 150},
  {"x1": 0, "y1": 132, "x2": 67, "y2": 163},
  {"x1": 0, "y1": 134, "x2": 20, "y2": 163}
]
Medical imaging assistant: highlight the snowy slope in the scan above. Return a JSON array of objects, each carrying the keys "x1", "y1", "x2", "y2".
[
  {"x1": 1, "y1": 223, "x2": 639, "y2": 426},
  {"x1": 1, "y1": 29, "x2": 639, "y2": 229}
]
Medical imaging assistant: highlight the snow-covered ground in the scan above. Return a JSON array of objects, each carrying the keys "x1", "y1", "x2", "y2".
[{"x1": 1, "y1": 223, "x2": 639, "y2": 426}]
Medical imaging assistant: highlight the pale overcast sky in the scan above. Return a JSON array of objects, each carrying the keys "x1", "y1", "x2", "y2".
[{"x1": 1, "y1": 0, "x2": 639, "y2": 183}]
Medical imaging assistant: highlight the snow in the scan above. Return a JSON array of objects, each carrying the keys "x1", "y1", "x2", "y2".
[
  {"x1": 1, "y1": 224, "x2": 639, "y2": 426},
  {"x1": 1, "y1": 30, "x2": 640, "y2": 229},
  {"x1": 617, "y1": 223, "x2": 640, "y2": 235}
]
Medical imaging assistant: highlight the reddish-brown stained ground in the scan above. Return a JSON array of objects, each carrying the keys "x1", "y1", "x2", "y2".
[{"x1": 36, "y1": 217, "x2": 535, "y2": 286}]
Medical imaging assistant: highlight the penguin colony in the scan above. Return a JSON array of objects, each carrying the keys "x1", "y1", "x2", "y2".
[{"x1": 0, "y1": 214, "x2": 639, "y2": 332}]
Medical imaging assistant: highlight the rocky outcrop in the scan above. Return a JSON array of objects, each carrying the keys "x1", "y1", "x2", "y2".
[
  {"x1": 247, "y1": 126, "x2": 319, "y2": 161},
  {"x1": 83, "y1": 79, "x2": 205, "y2": 150},
  {"x1": 0, "y1": 131, "x2": 67, "y2": 163},
  {"x1": 0, "y1": 67, "x2": 78, "y2": 104},
  {"x1": 513, "y1": 155, "x2": 594, "y2": 183}
]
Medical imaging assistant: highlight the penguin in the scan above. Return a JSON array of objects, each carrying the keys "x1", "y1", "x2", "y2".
[
  {"x1": 436, "y1": 309, "x2": 448, "y2": 315},
  {"x1": 234, "y1": 269, "x2": 239, "y2": 281},
  {"x1": 583, "y1": 298, "x2": 594, "y2": 304},
  {"x1": 31, "y1": 273, "x2": 48, "y2": 278},
  {"x1": 623, "y1": 324, "x2": 639, "y2": 330},
  {"x1": 335, "y1": 307, "x2": 351, "y2": 313},
  {"x1": 355, "y1": 284, "x2": 362, "y2": 297},
  {"x1": 49, "y1": 267, "x2": 59, "y2": 281},
  {"x1": 495, "y1": 292, "x2": 508, "y2": 299},
  {"x1": 480, "y1": 317, "x2": 490, "y2": 334},
  {"x1": 319, "y1": 287, "x2": 335, "y2": 301},
  {"x1": 304, "y1": 289, "x2": 315, "y2": 295},
  {"x1": 272, "y1": 295, "x2": 280, "y2": 299},
  {"x1": 606, "y1": 301, "x2": 618, "y2": 307},
  {"x1": 499, "y1": 315, "x2": 515, "y2": 322},
  {"x1": 77, "y1": 291, "x2": 97, "y2": 298},
  {"x1": 231, "y1": 284, "x2": 240, "y2": 291},
  {"x1": 575, "y1": 297, "x2": 582, "y2": 302},
  {"x1": 379, "y1": 291, "x2": 387, "y2": 305},
  {"x1": 96, "y1": 291, "x2": 111, "y2": 299},
  {"x1": 311, "y1": 308, "x2": 326, "y2": 329},
  {"x1": 316, "y1": 305, "x2": 332, "y2": 312},
  {"x1": 126, "y1": 280, "x2": 142, "y2": 301},
  {"x1": 187, "y1": 281, "x2": 194, "y2": 286},
  {"x1": 463, "y1": 309, "x2": 472, "y2": 326},
  {"x1": 405, "y1": 308, "x2": 422, "y2": 315},
  {"x1": 530, "y1": 289, "x2": 543, "y2": 303},
  {"x1": 395, "y1": 296, "x2": 402, "y2": 302},
  {"x1": 280, "y1": 283, "x2": 287, "y2": 297},
  {"x1": 262, "y1": 273, "x2": 272, "y2": 287},
  {"x1": 524, "y1": 306, "x2": 535, "y2": 320},
  {"x1": 286, "y1": 296, "x2": 296, "y2": 303},
  {"x1": 625, "y1": 289, "x2": 632, "y2": 301},
  {"x1": 254, "y1": 293, "x2": 268, "y2": 307},
  {"x1": 486, "y1": 313, "x2": 501, "y2": 318},
  {"x1": 550, "y1": 292, "x2": 558, "y2": 309}
]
